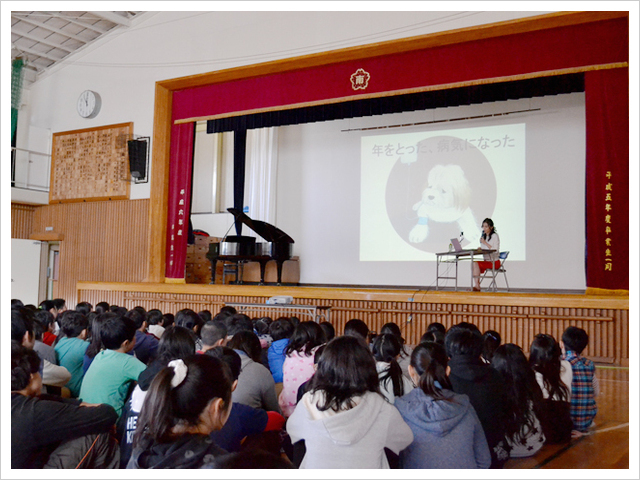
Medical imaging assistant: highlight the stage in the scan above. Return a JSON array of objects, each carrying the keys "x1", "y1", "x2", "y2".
[{"x1": 77, "y1": 281, "x2": 629, "y2": 366}]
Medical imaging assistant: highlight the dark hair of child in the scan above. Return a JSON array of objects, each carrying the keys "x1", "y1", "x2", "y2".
[
  {"x1": 95, "y1": 302, "x2": 110, "y2": 315},
  {"x1": 162, "y1": 313, "x2": 175, "y2": 328},
  {"x1": 124, "y1": 308, "x2": 147, "y2": 330},
  {"x1": 410, "y1": 342, "x2": 453, "y2": 400},
  {"x1": 227, "y1": 330, "x2": 262, "y2": 363},
  {"x1": 561, "y1": 326, "x2": 589, "y2": 354},
  {"x1": 39, "y1": 299, "x2": 56, "y2": 313},
  {"x1": 100, "y1": 314, "x2": 137, "y2": 350},
  {"x1": 268, "y1": 317, "x2": 294, "y2": 341},
  {"x1": 176, "y1": 309, "x2": 204, "y2": 335},
  {"x1": 529, "y1": 334, "x2": 570, "y2": 402},
  {"x1": 206, "y1": 346, "x2": 242, "y2": 381},
  {"x1": 52, "y1": 298, "x2": 66, "y2": 311},
  {"x1": 491, "y1": 343, "x2": 544, "y2": 444},
  {"x1": 198, "y1": 310, "x2": 213, "y2": 324},
  {"x1": 372, "y1": 333, "x2": 406, "y2": 398},
  {"x1": 11, "y1": 307, "x2": 35, "y2": 344},
  {"x1": 200, "y1": 320, "x2": 227, "y2": 347},
  {"x1": 426, "y1": 322, "x2": 446, "y2": 335},
  {"x1": 481, "y1": 330, "x2": 502, "y2": 363},
  {"x1": 33, "y1": 310, "x2": 55, "y2": 340},
  {"x1": 147, "y1": 309, "x2": 164, "y2": 326},
  {"x1": 133, "y1": 354, "x2": 233, "y2": 447},
  {"x1": 420, "y1": 329, "x2": 445, "y2": 345},
  {"x1": 308, "y1": 335, "x2": 380, "y2": 412},
  {"x1": 343, "y1": 318, "x2": 370, "y2": 341},
  {"x1": 12, "y1": 342, "x2": 41, "y2": 391},
  {"x1": 226, "y1": 314, "x2": 254, "y2": 337},
  {"x1": 56, "y1": 311, "x2": 89, "y2": 343},
  {"x1": 219, "y1": 306, "x2": 238, "y2": 316},
  {"x1": 75, "y1": 302, "x2": 93, "y2": 315},
  {"x1": 319, "y1": 321, "x2": 335, "y2": 342},
  {"x1": 85, "y1": 313, "x2": 109, "y2": 360},
  {"x1": 11, "y1": 299, "x2": 24, "y2": 308},
  {"x1": 444, "y1": 324, "x2": 483, "y2": 358},
  {"x1": 154, "y1": 325, "x2": 196, "y2": 365},
  {"x1": 285, "y1": 321, "x2": 325, "y2": 357},
  {"x1": 253, "y1": 317, "x2": 272, "y2": 336}
]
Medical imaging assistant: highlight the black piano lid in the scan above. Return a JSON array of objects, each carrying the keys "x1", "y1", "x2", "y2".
[{"x1": 227, "y1": 208, "x2": 294, "y2": 244}]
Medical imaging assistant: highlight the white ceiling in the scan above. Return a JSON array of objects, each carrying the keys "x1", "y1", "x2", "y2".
[{"x1": 11, "y1": 11, "x2": 144, "y2": 85}]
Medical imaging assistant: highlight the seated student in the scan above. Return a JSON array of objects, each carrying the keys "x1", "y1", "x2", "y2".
[
  {"x1": 198, "y1": 309, "x2": 213, "y2": 324},
  {"x1": 445, "y1": 323, "x2": 509, "y2": 468},
  {"x1": 176, "y1": 308, "x2": 205, "y2": 351},
  {"x1": 83, "y1": 313, "x2": 108, "y2": 374},
  {"x1": 254, "y1": 317, "x2": 273, "y2": 349},
  {"x1": 146, "y1": 309, "x2": 166, "y2": 339},
  {"x1": 54, "y1": 311, "x2": 90, "y2": 398},
  {"x1": 491, "y1": 344, "x2": 546, "y2": 457},
  {"x1": 267, "y1": 317, "x2": 294, "y2": 384},
  {"x1": 75, "y1": 302, "x2": 93, "y2": 316},
  {"x1": 380, "y1": 322, "x2": 413, "y2": 379},
  {"x1": 199, "y1": 320, "x2": 228, "y2": 354},
  {"x1": 207, "y1": 346, "x2": 285, "y2": 454},
  {"x1": 127, "y1": 355, "x2": 233, "y2": 468},
  {"x1": 120, "y1": 325, "x2": 196, "y2": 468},
  {"x1": 11, "y1": 342, "x2": 119, "y2": 469},
  {"x1": 529, "y1": 333, "x2": 573, "y2": 443},
  {"x1": 228, "y1": 331, "x2": 281, "y2": 413},
  {"x1": 319, "y1": 321, "x2": 335, "y2": 343},
  {"x1": 32, "y1": 311, "x2": 58, "y2": 366},
  {"x1": 95, "y1": 302, "x2": 110, "y2": 315},
  {"x1": 396, "y1": 342, "x2": 490, "y2": 469},
  {"x1": 561, "y1": 326, "x2": 598, "y2": 436},
  {"x1": 79, "y1": 313, "x2": 146, "y2": 417},
  {"x1": 343, "y1": 318, "x2": 370, "y2": 343},
  {"x1": 125, "y1": 307, "x2": 159, "y2": 365},
  {"x1": 13, "y1": 307, "x2": 71, "y2": 393},
  {"x1": 372, "y1": 334, "x2": 414, "y2": 404},
  {"x1": 286, "y1": 335, "x2": 413, "y2": 469},
  {"x1": 34, "y1": 309, "x2": 57, "y2": 346},
  {"x1": 481, "y1": 330, "x2": 501, "y2": 364},
  {"x1": 279, "y1": 321, "x2": 326, "y2": 417}
]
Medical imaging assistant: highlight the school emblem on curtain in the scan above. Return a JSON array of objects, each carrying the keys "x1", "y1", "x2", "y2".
[{"x1": 350, "y1": 68, "x2": 370, "y2": 91}]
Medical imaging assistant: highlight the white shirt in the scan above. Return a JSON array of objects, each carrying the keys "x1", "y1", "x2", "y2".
[{"x1": 481, "y1": 232, "x2": 500, "y2": 262}]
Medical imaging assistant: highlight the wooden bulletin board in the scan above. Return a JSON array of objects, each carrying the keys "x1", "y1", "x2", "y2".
[{"x1": 50, "y1": 122, "x2": 133, "y2": 203}]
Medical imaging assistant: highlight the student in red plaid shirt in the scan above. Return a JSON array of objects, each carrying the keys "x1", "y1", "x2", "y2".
[{"x1": 561, "y1": 327, "x2": 598, "y2": 437}]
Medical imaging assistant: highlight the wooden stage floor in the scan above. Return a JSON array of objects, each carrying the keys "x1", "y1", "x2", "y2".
[{"x1": 504, "y1": 366, "x2": 631, "y2": 470}]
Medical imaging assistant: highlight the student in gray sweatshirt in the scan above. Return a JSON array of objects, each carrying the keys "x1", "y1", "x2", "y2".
[{"x1": 395, "y1": 342, "x2": 491, "y2": 469}]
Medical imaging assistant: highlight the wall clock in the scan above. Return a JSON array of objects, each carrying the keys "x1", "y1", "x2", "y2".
[{"x1": 77, "y1": 90, "x2": 101, "y2": 118}]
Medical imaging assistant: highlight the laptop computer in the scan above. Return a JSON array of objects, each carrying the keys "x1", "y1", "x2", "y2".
[{"x1": 450, "y1": 238, "x2": 463, "y2": 252}]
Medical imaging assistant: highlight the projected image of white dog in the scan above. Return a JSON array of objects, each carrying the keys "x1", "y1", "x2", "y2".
[{"x1": 409, "y1": 164, "x2": 481, "y2": 244}]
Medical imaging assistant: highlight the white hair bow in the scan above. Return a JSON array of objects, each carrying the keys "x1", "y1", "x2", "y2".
[{"x1": 168, "y1": 359, "x2": 188, "y2": 388}]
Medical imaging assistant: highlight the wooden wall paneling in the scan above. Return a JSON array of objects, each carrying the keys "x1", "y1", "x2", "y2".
[{"x1": 11, "y1": 203, "x2": 37, "y2": 239}]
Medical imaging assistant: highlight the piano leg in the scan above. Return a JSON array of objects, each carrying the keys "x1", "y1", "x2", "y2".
[
  {"x1": 258, "y1": 260, "x2": 269, "y2": 285},
  {"x1": 276, "y1": 260, "x2": 285, "y2": 285}
]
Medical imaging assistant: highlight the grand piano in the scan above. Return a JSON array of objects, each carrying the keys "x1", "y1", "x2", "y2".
[{"x1": 206, "y1": 208, "x2": 295, "y2": 285}]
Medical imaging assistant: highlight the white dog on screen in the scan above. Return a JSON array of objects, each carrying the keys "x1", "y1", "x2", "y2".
[{"x1": 409, "y1": 164, "x2": 481, "y2": 244}]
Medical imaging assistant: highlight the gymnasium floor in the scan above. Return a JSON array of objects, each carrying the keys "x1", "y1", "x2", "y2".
[{"x1": 504, "y1": 366, "x2": 630, "y2": 469}]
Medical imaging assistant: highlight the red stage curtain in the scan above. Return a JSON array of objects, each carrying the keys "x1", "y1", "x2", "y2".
[
  {"x1": 165, "y1": 122, "x2": 195, "y2": 280},
  {"x1": 585, "y1": 67, "x2": 629, "y2": 291}
]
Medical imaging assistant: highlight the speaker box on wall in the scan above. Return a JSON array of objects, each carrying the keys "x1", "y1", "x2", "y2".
[{"x1": 127, "y1": 139, "x2": 148, "y2": 180}]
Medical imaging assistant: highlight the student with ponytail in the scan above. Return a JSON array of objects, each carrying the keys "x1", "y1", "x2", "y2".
[
  {"x1": 395, "y1": 342, "x2": 491, "y2": 469},
  {"x1": 372, "y1": 334, "x2": 414, "y2": 404},
  {"x1": 128, "y1": 354, "x2": 233, "y2": 468}
]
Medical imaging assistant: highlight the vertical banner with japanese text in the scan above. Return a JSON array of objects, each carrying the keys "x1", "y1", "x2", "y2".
[
  {"x1": 585, "y1": 68, "x2": 629, "y2": 291},
  {"x1": 165, "y1": 122, "x2": 195, "y2": 281}
]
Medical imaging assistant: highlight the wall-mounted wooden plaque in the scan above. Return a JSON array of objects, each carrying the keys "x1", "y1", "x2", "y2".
[{"x1": 50, "y1": 122, "x2": 133, "y2": 203}]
